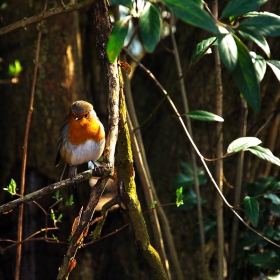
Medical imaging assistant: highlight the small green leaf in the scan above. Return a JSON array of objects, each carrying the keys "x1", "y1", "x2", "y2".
[
  {"x1": 218, "y1": 28, "x2": 238, "y2": 71},
  {"x1": 244, "y1": 196, "x2": 259, "y2": 227},
  {"x1": 221, "y1": 0, "x2": 267, "y2": 18},
  {"x1": 57, "y1": 214, "x2": 63, "y2": 223},
  {"x1": 247, "y1": 146, "x2": 280, "y2": 167},
  {"x1": 66, "y1": 194, "x2": 74, "y2": 206},
  {"x1": 52, "y1": 190, "x2": 63, "y2": 201},
  {"x1": 50, "y1": 209, "x2": 56, "y2": 221},
  {"x1": 186, "y1": 110, "x2": 224, "y2": 122},
  {"x1": 8, "y1": 60, "x2": 22, "y2": 76},
  {"x1": 3, "y1": 178, "x2": 17, "y2": 196},
  {"x1": 239, "y1": 12, "x2": 280, "y2": 37},
  {"x1": 250, "y1": 52, "x2": 266, "y2": 82},
  {"x1": 232, "y1": 35, "x2": 260, "y2": 112},
  {"x1": 109, "y1": 0, "x2": 132, "y2": 9},
  {"x1": 266, "y1": 60, "x2": 280, "y2": 82},
  {"x1": 139, "y1": 2, "x2": 162, "y2": 53},
  {"x1": 150, "y1": 201, "x2": 157, "y2": 208},
  {"x1": 238, "y1": 30, "x2": 270, "y2": 58},
  {"x1": 107, "y1": 16, "x2": 130, "y2": 62},
  {"x1": 190, "y1": 37, "x2": 217, "y2": 66},
  {"x1": 176, "y1": 187, "x2": 184, "y2": 207},
  {"x1": 161, "y1": 0, "x2": 219, "y2": 34},
  {"x1": 227, "y1": 137, "x2": 262, "y2": 153},
  {"x1": 52, "y1": 234, "x2": 58, "y2": 240}
]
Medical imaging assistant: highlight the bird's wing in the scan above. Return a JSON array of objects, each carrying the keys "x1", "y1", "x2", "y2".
[{"x1": 55, "y1": 115, "x2": 69, "y2": 167}]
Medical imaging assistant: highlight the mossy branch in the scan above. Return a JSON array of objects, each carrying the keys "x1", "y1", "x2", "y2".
[{"x1": 115, "y1": 70, "x2": 168, "y2": 280}]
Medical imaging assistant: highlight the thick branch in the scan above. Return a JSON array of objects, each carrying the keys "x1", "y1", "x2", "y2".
[{"x1": 0, "y1": 0, "x2": 96, "y2": 36}]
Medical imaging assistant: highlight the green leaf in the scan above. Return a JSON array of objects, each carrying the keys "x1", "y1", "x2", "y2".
[
  {"x1": 139, "y1": 2, "x2": 161, "y2": 53},
  {"x1": 161, "y1": 0, "x2": 219, "y2": 34},
  {"x1": 266, "y1": 60, "x2": 280, "y2": 82},
  {"x1": 190, "y1": 37, "x2": 217, "y2": 66},
  {"x1": 250, "y1": 52, "x2": 266, "y2": 82},
  {"x1": 191, "y1": 0, "x2": 202, "y2": 8},
  {"x1": 107, "y1": 16, "x2": 130, "y2": 62},
  {"x1": 57, "y1": 214, "x2": 63, "y2": 223},
  {"x1": 218, "y1": 27, "x2": 238, "y2": 71},
  {"x1": 66, "y1": 194, "x2": 74, "y2": 206},
  {"x1": 109, "y1": 0, "x2": 132, "y2": 8},
  {"x1": 8, "y1": 60, "x2": 22, "y2": 76},
  {"x1": 3, "y1": 178, "x2": 17, "y2": 196},
  {"x1": 50, "y1": 209, "x2": 56, "y2": 221},
  {"x1": 238, "y1": 30, "x2": 270, "y2": 58},
  {"x1": 248, "y1": 251, "x2": 280, "y2": 270},
  {"x1": 239, "y1": 12, "x2": 280, "y2": 37},
  {"x1": 264, "y1": 193, "x2": 280, "y2": 205},
  {"x1": 232, "y1": 36, "x2": 260, "y2": 112},
  {"x1": 150, "y1": 201, "x2": 157, "y2": 208},
  {"x1": 186, "y1": 110, "x2": 224, "y2": 122},
  {"x1": 247, "y1": 146, "x2": 280, "y2": 167},
  {"x1": 244, "y1": 196, "x2": 259, "y2": 227},
  {"x1": 52, "y1": 190, "x2": 63, "y2": 201},
  {"x1": 176, "y1": 187, "x2": 184, "y2": 207},
  {"x1": 221, "y1": 0, "x2": 267, "y2": 18},
  {"x1": 227, "y1": 137, "x2": 262, "y2": 153}
]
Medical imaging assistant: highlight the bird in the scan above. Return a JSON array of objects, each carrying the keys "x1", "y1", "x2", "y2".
[{"x1": 55, "y1": 100, "x2": 105, "y2": 183}]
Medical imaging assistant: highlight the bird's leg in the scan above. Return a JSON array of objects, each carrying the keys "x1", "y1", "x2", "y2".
[
  {"x1": 60, "y1": 163, "x2": 68, "y2": 182},
  {"x1": 69, "y1": 165, "x2": 77, "y2": 186},
  {"x1": 88, "y1": 161, "x2": 103, "y2": 176}
]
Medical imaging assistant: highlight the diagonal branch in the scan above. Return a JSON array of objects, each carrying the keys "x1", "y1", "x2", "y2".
[
  {"x1": 0, "y1": 0, "x2": 97, "y2": 36},
  {"x1": 0, "y1": 168, "x2": 107, "y2": 215}
]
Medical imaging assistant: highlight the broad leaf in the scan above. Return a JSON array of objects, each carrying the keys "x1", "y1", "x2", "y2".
[
  {"x1": 190, "y1": 37, "x2": 217, "y2": 66},
  {"x1": 109, "y1": 0, "x2": 132, "y2": 8},
  {"x1": 247, "y1": 146, "x2": 280, "y2": 167},
  {"x1": 227, "y1": 137, "x2": 262, "y2": 153},
  {"x1": 250, "y1": 52, "x2": 266, "y2": 82},
  {"x1": 186, "y1": 110, "x2": 224, "y2": 122},
  {"x1": 238, "y1": 30, "x2": 270, "y2": 58},
  {"x1": 248, "y1": 251, "x2": 280, "y2": 270},
  {"x1": 221, "y1": 0, "x2": 267, "y2": 18},
  {"x1": 218, "y1": 27, "x2": 238, "y2": 71},
  {"x1": 107, "y1": 16, "x2": 130, "y2": 62},
  {"x1": 139, "y1": 2, "x2": 162, "y2": 53},
  {"x1": 244, "y1": 196, "x2": 259, "y2": 227},
  {"x1": 232, "y1": 36, "x2": 260, "y2": 112},
  {"x1": 264, "y1": 194, "x2": 280, "y2": 205},
  {"x1": 239, "y1": 12, "x2": 280, "y2": 37},
  {"x1": 266, "y1": 60, "x2": 280, "y2": 82},
  {"x1": 161, "y1": 0, "x2": 219, "y2": 34}
]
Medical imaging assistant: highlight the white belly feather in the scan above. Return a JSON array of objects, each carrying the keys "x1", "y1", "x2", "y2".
[{"x1": 61, "y1": 138, "x2": 105, "y2": 165}]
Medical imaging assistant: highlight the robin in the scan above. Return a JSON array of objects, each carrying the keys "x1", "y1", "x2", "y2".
[{"x1": 55, "y1": 100, "x2": 105, "y2": 183}]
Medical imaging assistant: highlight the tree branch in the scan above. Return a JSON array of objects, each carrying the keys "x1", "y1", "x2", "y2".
[
  {"x1": 0, "y1": 168, "x2": 106, "y2": 215},
  {"x1": 0, "y1": 0, "x2": 97, "y2": 36}
]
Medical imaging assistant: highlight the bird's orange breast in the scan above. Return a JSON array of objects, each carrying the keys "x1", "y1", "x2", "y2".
[{"x1": 67, "y1": 113, "x2": 105, "y2": 146}]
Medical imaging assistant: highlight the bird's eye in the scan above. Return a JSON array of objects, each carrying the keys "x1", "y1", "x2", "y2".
[{"x1": 74, "y1": 117, "x2": 79, "y2": 121}]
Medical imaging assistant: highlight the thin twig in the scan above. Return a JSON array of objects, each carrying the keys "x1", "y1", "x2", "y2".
[{"x1": 15, "y1": 1, "x2": 48, "y2": 278}]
